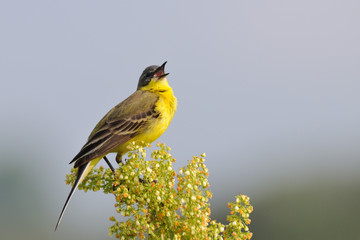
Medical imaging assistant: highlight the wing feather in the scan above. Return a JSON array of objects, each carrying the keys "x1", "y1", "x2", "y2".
[{"x1": 70, "y1": 90, "x2": 159, "y2": 167}]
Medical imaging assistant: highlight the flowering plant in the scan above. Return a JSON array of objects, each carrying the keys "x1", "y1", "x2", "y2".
[{"x1": 66, "y1": 143, "x2": 252, "y2": 240}]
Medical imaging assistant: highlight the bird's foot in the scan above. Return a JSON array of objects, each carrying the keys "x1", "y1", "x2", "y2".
[{"x1": 138, "y1": 178, "x2": 158, "y2": 185}]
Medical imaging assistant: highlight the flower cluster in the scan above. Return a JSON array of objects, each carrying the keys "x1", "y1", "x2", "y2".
[{"x1": 65, "y1": 142, "x2": 252, "y2": 240}]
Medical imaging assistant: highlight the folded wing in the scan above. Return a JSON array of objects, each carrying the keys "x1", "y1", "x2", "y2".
[{"x1": 70, "y1": 90, "x2": 159, "y2": 168}]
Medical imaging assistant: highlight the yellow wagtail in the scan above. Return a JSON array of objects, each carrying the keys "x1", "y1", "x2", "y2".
[{"x1": 55, "y1": 62, "x2": 177, "y2": 230}]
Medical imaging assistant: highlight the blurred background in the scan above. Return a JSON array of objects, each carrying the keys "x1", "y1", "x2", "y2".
[{"x1": 1, "y1": 0, "x2": 359, "y2": 239}]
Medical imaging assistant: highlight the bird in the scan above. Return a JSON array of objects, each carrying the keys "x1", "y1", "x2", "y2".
[{"x1": 55, "y1": 62, "x2": 177, "y2": 230}]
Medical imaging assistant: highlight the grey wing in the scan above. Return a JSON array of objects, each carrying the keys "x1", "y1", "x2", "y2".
[
  {"x1": 71, "y1": 108, "x2": 159, "y2": 168},
  {"x1": 69, "y1": 90, "x2": 160, "y2": 168}
]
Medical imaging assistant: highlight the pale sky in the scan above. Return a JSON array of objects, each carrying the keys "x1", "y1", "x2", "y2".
[{"x1": 1, "y1": 1, "x2": 359, "y2": 239}]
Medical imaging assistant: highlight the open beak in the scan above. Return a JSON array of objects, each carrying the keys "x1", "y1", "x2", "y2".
[{"x1": 153, "y1": 61, "x2": 169, "y2": 79}]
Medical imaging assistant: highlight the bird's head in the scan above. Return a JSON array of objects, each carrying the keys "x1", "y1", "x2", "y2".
[{"x1": 137, "y1": 61, "x2": 170, "y2": 91}]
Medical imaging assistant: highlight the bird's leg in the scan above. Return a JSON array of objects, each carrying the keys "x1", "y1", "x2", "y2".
[
  {"x1": 101, "y1": 156, "x2": 118, "y2": 192},
  {"x1": 103, "y1": 156, "x2": 116, "y2": 175}
]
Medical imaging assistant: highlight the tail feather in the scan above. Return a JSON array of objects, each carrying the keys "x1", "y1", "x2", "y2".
[{"x1": 55, "y1": 157, "x2": 101, "y2": 231}]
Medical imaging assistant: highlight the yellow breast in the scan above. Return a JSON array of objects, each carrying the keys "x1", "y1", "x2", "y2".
[
  {"x1": 143, "y1": 88, "x2": 177, "y2": 142},
  {"x1": 115, "y1": 79, "x2": 177, "y2": 154}
]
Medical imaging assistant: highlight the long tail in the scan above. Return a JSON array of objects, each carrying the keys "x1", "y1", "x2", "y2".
[{"x1": 55, "y1": 158, "x2": 101, "y2": 231}]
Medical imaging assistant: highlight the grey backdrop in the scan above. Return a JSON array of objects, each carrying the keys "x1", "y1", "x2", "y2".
[{"x1": 1, "y1": 1, "x2": 359, "y2": 239}]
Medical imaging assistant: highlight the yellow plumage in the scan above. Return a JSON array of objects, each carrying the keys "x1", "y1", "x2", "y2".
[
  {"x1": 113, "y1": 77, "x2": 177, "y2": 155},
  {"x1": 55, "y1": 62, "x2": 176, "y2": 230}
]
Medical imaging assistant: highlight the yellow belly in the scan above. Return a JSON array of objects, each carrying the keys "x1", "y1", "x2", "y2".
[{"x1": 112, "y1": 90, "x2": 177, "y2": 155}]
